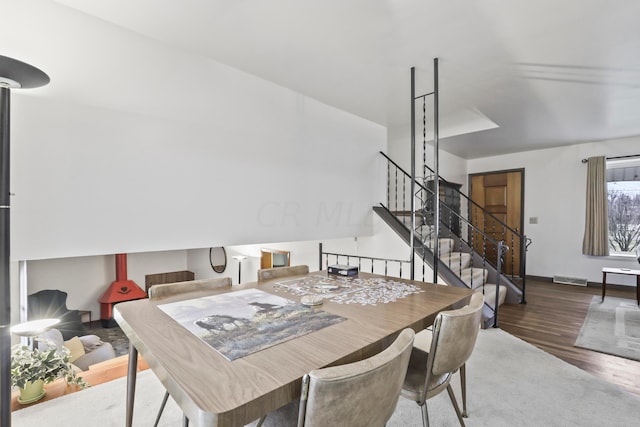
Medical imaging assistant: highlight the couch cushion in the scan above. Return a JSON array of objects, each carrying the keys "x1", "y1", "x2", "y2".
[
  {"x1": 37, "y1": 328, "x2": 65, "y2": 351},
  {"x1": 63, "y1": 336, "x2": 86, "y2": 363},
  {"x1": 78, "y1": 335, "x2": 103, "y2": 352},
  {"x1": 72, "y1": 342, "x2": 116, "y2": 371}
]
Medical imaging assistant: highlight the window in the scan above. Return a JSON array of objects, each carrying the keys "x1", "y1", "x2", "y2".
[{"x1": 607, "y1": 159, "x2": 640, "y2": 254}]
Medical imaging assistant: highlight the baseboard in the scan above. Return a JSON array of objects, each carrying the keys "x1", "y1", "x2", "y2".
[
  {"x1": 526, "y1": 275, "x2": 553, "y2": 283},
  {"x1": 527, "y1": 275, "x2": 631, "y2": 291}
]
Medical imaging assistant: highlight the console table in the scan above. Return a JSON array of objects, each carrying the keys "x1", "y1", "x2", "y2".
[{"x1": 602, "y1": 267, "x2": 640, "y2": 305}]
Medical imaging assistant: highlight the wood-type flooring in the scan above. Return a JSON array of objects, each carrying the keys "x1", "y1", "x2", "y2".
[{"x1": 499, "y1": 278, "x2": 640, "y2": 398}]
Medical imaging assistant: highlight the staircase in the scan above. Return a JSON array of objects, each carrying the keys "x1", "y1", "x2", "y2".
[{"x1": 377, "y1": 152, "x2": 529, "y2": 328}]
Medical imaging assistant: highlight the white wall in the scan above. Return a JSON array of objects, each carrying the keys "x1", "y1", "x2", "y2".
[
  {"x1": 468, "y1": 136, "x2": 640, "y2": 285},
  {"x1": 4, "y1": 0, "x2": 386, "y2": 261}
]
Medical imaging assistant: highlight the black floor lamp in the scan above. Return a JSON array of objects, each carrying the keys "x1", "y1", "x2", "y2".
[
  {"x1": 232, "y1": 255, "x2": 247, "y2": 284},
  {"x1": 0, "y1": 55, "x2": 49, "y2": 426}
]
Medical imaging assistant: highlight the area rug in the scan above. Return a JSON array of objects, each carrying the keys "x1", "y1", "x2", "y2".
[
  {"x1": 575, "y1": 296, "x2": 640, "y2": 361},
  {"x1": 12, "y1": 329, "x2": 640, "y2": 427}
]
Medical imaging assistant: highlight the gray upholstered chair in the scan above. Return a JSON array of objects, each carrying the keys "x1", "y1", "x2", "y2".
[
  {"x1": 401, "y1": 292, "x2": 483, "y2": 427},
  {"x1": 28, "y1": 289, "x2": 85, "y2": 340},
  {"x1": 413, "y1": 330, "x2": 470, "y2": 417},
  {"x1": 148, "y1": 277, "x2": 232, "y2": 301},
  {"x1": 257, "y1": 328, "x2": 415, "y2": 427},
  {"x1": 148, "y1": 277, "x2": 232, "y2": 427},
  {"x1": 257, "y1": 265, "x2": 309, "y2": 282}
]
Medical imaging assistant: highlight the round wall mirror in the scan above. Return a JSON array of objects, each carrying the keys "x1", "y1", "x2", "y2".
[{"x1": 209, "y1": 247, "x2": 227, "y2": 273}]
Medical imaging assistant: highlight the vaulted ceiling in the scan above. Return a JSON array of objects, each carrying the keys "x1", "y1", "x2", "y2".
[{"x1": 17, "y1": 1, "x2": 640, "y2": 158}]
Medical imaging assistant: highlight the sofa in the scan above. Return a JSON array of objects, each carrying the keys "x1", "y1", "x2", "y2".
[{"x1": 37, "y1": 328, "x2": 116, "y2": 372}]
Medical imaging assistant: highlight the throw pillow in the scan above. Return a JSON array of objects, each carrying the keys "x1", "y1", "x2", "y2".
[
  {"x1": 78, "y1": 334, "x2": 104, "y2": 352},
  {"x1": 63, "y1": 336, "x2": 86, "y2": 363}
]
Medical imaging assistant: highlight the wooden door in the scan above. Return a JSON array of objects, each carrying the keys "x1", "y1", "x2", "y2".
[{"x1": 470, "y1": 170, "x2": 523, "y2": 276}]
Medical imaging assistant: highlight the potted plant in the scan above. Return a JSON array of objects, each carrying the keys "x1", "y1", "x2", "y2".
[{"x1": 10, "y1": 342, "x2": 88, "y2": 404}]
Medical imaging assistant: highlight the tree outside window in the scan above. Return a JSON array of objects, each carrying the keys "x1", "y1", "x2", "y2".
[{"x1": 607, "y1": 160, "x2": 640, "y2": 254}]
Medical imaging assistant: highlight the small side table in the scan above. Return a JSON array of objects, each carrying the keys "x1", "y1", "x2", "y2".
[
  {"x1": 78, "y1": 310, "x2": 92, "y2": 324},
  {"x1": 602, "y1": 267, "x2": 640, "y2": 305}
]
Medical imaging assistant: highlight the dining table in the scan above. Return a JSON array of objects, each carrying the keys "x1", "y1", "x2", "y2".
[{"x1": 114, "y1": 271, "x2": 473, "y2": 427}]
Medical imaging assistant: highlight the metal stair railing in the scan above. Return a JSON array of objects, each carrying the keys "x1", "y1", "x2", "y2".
[
  {"x1": 375, "y1": 199, "x2": 508, "y2": 327},
  {"x1": 318, "y1": 243, "x2": 413, "y2": 279},
  {"x1": 421, "y1": 155, "x2": 531, "y2": 288},
  {"x1": 380, "y1": 151, "x2": 528, "y2": 305}
]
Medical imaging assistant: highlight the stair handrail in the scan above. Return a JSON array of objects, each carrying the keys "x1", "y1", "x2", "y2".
[
  {"x1": 379, "y1": 151, "x2": 523, "y2": 239},
  {"x1": 380, "y1": 151, "x2": 527, "y2": 306},
  {"x1": 379, "y1": 153, "x2": 503, "y2": 249}
]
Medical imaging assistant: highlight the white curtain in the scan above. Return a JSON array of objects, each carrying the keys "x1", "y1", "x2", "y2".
[{"x1": 582, "y1": 156, "x2": 609, "y2": 256}]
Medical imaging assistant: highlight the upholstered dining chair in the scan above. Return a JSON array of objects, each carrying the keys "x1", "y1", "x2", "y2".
[
  {"x1": 413, "y1": 331, "x2": 470, "y2": 416},
  {"x1": 257, "y1": 265, "x2": 309, "y2": 282},
  {"x1": 148, "y1": 277, "x2": 232, "y2": 301},
  {"x1": 148, "y1": 277, "x2": 232, "y2": 427},
  {"x1": 401, "y1": 292, "x2": 483, "y2": 427},
  {"x1": 257, "y1": 328, "x2": 415, "y2": 427}
]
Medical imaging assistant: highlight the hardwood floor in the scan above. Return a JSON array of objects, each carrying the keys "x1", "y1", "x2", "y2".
[{"x1": 499, "y1": 278, "x2": 640, "y2": 398}]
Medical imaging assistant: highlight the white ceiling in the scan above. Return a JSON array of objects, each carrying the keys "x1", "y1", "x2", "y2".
[{"x1": 36, "y1": 0, "x2": 640, "y2": 158}]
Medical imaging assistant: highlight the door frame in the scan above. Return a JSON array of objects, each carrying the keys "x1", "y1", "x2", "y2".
[{"x1": 468, "y1": 168, "x2": 525, "y2": 275}]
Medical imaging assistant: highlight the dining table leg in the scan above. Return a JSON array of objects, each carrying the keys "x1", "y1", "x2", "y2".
[{"x1": 126, "y1": 344, "x2": 139, "y2": 427}]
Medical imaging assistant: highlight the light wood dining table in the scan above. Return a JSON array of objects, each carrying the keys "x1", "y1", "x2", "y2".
[{"x1": 114, "y1": 271, "x2": 473, "y2": 427}]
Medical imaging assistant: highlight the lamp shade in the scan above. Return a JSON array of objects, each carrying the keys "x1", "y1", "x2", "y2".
[
  {"x1": 0, "y1": 55, "x2": 49, "y2": 88},
  {"x1": 10, "y1": 318, "x2": 60, "y2": 337}
]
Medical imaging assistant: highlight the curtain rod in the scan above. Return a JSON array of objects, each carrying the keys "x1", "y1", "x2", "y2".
[{"x1": 581, "y1": 154, "x2": 640, "y2": 163}]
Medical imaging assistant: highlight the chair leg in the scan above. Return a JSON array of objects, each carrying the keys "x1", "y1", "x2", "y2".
[
  {"x1": 446, "y1": 384, "x2": 466, "y2": 427},
  {"x1": 420, "y1": 402, "x2": 430, "y2": 427},
  {"x1": 460, "y1": 363, "x2": 468, "y2": 418},
  {"x1": 256, "y1": 415, "x2": 267, "y2": 427},
  {"x1": 153, "y1": 391, "x2": 170, "y2": 427},
  {"x1": 182, "y1": 414, "x2": 189, "y2": 427}
]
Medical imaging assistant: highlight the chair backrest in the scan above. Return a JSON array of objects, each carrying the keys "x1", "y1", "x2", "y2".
[
  {"x1": 148, "y1": 277, "x2": 232, "y2": 302},
  {"x1": 28, "y1": 290, "x2": 70, "y2": 319},
  {"x1": 297, "y1": 328, "x2": 415, "y2": 427},
  {"x1": 427, "y1": 292, "x2": 483, "y2": 384},
  {"x1": 27, "y1": 289, "x2": 85, "y2": 340},
  {"x1": 257, "y1": 265, "x2": 309, "y2": 282}
]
